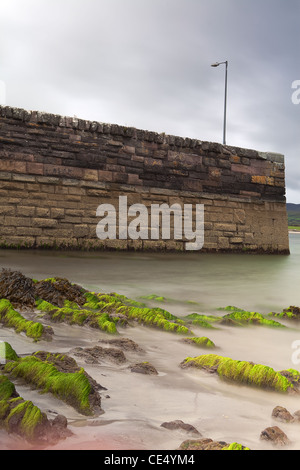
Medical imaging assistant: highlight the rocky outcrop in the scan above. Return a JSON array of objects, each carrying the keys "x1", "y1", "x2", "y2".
[
  {"x1": 161, "y1": 420, "x2": 200, "y2": 435},
  {"x1": 129, "y1": 362, "x2": 158, "y2": 375},
  {"x1": 4, "y1": 350, "x2": 104, "y2": 416},
  {"x1": 270, "y1": 306, "x2": 300, "y2": 321},
  {"x1": 272, "y1": 406, "x2": 295, "y2": 423},
  {"x1": 272, "y1": 405, "x2": 300, "y2": 423},
  {"x1": 260, "y1": 426, "x2": 290, "y2": 446},
  {"x1": 178, "y1": 438, "x2": 249, "y2": 450},
  {"x1": 0, "y1": 374, "x2": 72, "y2": 445},
  {"x1": 98, "y1": 337, "x2": 144, "y2": 352},
  {"x1": 0, "y1": 269, "x2": 86, "y2": 309},
  {"x1": 180, "y1": 354, "x2": 299, "y2": 393},
  {"x1": 70, "y1": 345, "x2": 127, "y2": 365}
]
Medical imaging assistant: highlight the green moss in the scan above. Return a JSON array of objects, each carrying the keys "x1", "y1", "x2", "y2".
[
  {"x1": 183, "y1": 313, "x2": 220, "y2": 329},
  {"x1": 0, "y1": 299, "x2": 46, "y2": 341},
  {"x1": 120, "y1": 305, "x2": 191, "y2": 334},
  {"x1": 5, "y1": 399, "x2": 44, "y2": 439},
  {"x1": 63, "y1": 299, "x2": 80, "y2": 309},
  {"x1": 0, "y1": 399, "x2": 10, "y2": 419},
  {"x1": 35, "y1": 299, "x2": 57, "y2": 312},
  {"x1": 222, "y1": 443, "x2": 250, "y2": 450},
  {"x1": 4, "y1": 356, "x2": 94, "y2": 415},
  {"x1": 184, "y1": 337, "x2": 216, "y2": 349},
  {"x1": 37, "y1": 298, "x2": 118, "y2": 334},
  {"x1": 0, "y1": 374, "x2": 47, "y2": 441},
  {"x1": 140, "y1": 294, "x2": 167, "y2": 302},
  {"x1": 83, "y1": 292, "x2": 103, "y2": 309},
  {"x1": 0, "y1": 342, "x2": 18, "y2": 362},
  {"x1": 221, "y1": 309, "x2": 284, "y2": 328},
  {"x1": 0, "y1": 375, "x2": 17, "y2": 400},
  {"x1": 182, "y1": 354, "x2": 295, "y2": 393},
  {"x1": 270, "y1": 306, "x2": 300, "y2": 320},
  {"x1": 40, "y1": 277, "x2": 57, "y2": 283},
  {"x1": 106, "y1": 293, "x2": 146, "y2": 308},
  {"x1": 218, "y1": 306, "x2": 245, "y2": 312}
]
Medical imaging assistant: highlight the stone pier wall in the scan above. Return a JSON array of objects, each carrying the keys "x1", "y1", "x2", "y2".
[{"x1": 0, "y1": 105, "x2": 289, "y2": 253}]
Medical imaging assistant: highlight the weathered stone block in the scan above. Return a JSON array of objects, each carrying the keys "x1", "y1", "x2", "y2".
[{"x1": 32, "y1": 218, "x2": 58, "y2": 228}]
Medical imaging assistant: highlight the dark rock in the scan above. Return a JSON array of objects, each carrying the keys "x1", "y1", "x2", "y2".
[
  {"x1": 282, "y1": 306, "x2": 300, "y2": 319},
  {"x1": 129, "y1": 362, "x2": 158, "y2": 375},
  {"x1": 71, "y1": 345, "x2": 127, "y2": 365},
  {"x1": 32, "y1": 351, "x2": 105, "y2": 413},
  {"x1": 279, "y1": 369, "x2": 300, "y2": 388},
  {"x1": 98, "y1": 337, "x2": 144, "y2": 352},
  {"x1": 178, "y1": 438, "x2": 226, "y2": 450},
  {"x1": 0, "y1": 393, "x2": 72, "y2": 445},
  {"x1": 51, "y1": 414, "x2": 68, "y2": 429},
  {"x1": 293, "y1": 410, "x2": 300, "y2": 422},
  {"x1": 49, "y1": 414, "x2": 73, "y2": 441},
  {"x1": 260, "y1": 426, "x2": 290, "y2": 446},
  {"x1": 272, "y1": 406, "x2": 294, "y2": 423},
  {"x1": 161, "y1": 420, "x2": 201, "y2": 435}
]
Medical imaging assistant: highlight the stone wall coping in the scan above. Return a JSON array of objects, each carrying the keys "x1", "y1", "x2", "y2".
[{"x1": 0, "y1": 105, "x2": 284, "y2": 164}]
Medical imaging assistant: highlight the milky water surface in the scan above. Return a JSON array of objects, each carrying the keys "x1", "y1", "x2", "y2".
[{"x1": 0, "y1": 234, "x2": 300, "y2": 450}]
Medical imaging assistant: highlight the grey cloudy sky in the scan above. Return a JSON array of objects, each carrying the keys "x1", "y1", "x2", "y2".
[{"x1": 1, "y1": 0, "x2": 299, "y2": 201}]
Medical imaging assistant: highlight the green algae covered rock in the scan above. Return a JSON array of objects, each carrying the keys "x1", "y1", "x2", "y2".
[
  {"x1": 178, "y1": 438, "x2": 250, "y2": 450},
  {"x1": 0, "y1": 396, "x2": 48, "y2": 441},
  {"x1": 4, "y1": 352, "x2": 103, "y2": 416},
  {"x1": 183, "y1": 337, "x2": 216, "y2": 349},
  {"x1": 36, "y1": 298, "x2": 118, "y2": 334},
  {"x1": 36, "y1": 291, "x2": 192, "y2": 336},
  {"x1": 270, "y1": 306, "x2": 300, "y2": 321},
  {"x1": 117, "y1": 305, "x2": 191, "y2": 334},
  {"x1": 180, "y1": 354, "x2": 298, "y2": 393},
  {"x1": 222, "y1": 442, "x2": 250, "y2": 450},
  {"x1": 0, "y1": 374, "x2": 19, "y2": 401},
  {"x1": 0, "y1": 341, "x2": 19, "y2": 363},
  {"x1": 1, "y1": 270, "x2": 193, "y2": 338},
  {"x1": 182, "y1": 313, "x2": 221, "y2": 329},
  {"x1": 0, "y1": 299, "x2": 53, "y2": 342},
  {"x1": 219, "y1": 306, "x2": 285, "y2": 328},
  {"x1": 0, "y1": 373, "x2": 72, "y2": 444}
]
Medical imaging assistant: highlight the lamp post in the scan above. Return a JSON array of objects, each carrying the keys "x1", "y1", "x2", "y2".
[{"x1": 211, "y1": 60, "x2": 228, "y2": 145}]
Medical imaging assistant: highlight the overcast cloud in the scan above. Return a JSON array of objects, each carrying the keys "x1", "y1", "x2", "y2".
[{"x1": 0, "y1": 0, "x2": 299, "y2": 201}]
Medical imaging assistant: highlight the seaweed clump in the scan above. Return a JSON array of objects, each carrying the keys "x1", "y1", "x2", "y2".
[
  {"x1": 0, "y1": 269, "x2": 36, "y2": 309},
  {"x1": 180, "y1": 354, "x2": 298, "y2": 393},
  {"x1": 35, "y1": 277, "x2": 87, "y2": 308},
  {"x1": 0, "y1": 269, "x2": 87, "y2": 310}
]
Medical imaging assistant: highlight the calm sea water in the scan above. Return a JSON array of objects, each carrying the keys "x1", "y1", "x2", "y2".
[
  {"x1": 0, "y1": 234, "x2": 300, "y2": 450},
  {"x1": 0, "y1": 233, "x2": 299, "y2": 314}
]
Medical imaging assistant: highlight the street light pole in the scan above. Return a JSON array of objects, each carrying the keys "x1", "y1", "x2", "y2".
[{"x1": 211, "y1": 61, "x2": 228, "y2": 145}]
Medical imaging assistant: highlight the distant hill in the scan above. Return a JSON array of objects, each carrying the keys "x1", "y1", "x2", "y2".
[{"x1": 286, "y1": 203, "x2": 300, "y2": 227}]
